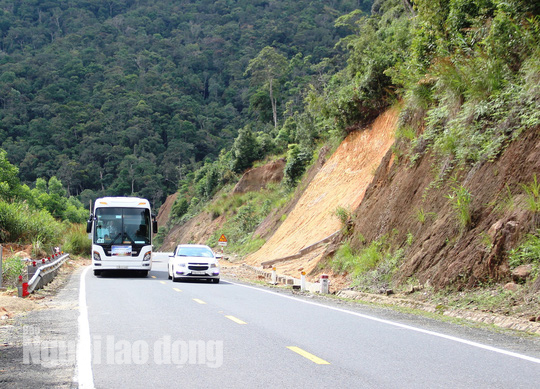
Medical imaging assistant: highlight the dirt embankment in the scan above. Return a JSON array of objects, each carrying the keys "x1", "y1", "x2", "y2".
[
  {"x1": 245, "y1": 108, "x2": 399, "y2": 276},
  {"x1": 156, "y1": 192, "x2": 178, "y2": 229},
  {"x1": 349, "y1": 125, "x2": 540, "y2": 289}
]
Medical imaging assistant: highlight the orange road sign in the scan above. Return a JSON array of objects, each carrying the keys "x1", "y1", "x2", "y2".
[{"x1": 218, "y1": 234, "x2": 228, "y2": 246}]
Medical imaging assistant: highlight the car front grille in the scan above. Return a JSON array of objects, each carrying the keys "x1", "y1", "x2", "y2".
[{"x1": 188, "y1": 265, "x2": 209, "y2": 271}]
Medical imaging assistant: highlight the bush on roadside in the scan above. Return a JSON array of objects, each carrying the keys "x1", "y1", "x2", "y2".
[
  {"x1": 63, "y1": 223, "x2": 91, "y2": 256},
  {"x1": 0, "y1": 200, "x2": 62, "y2": 244},
  {"x1": 1, "y1": 254, "x2": 26, "y2": 288}
]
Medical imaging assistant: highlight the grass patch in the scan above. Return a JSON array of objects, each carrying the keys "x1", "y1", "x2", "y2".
[
  {"x1": 522, "y1": 174, "x2": 540, "y2": 213},
  {"x1": 331, "y1": 235, "x2": 404, "y2": 293},
  {"x1": 508, "y1": 230, "x2": 540, "y2": 274},
  {"x1": 445, "y1": 183, "x2": 472, "y2": 231},
  {"x1": 416, "y1": 207, "x2": 436, "y2": 224}
]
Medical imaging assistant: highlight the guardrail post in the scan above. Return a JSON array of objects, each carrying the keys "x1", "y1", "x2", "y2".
[{"x1": 17, "y1": 275, "x2": 23, "y2": 297}]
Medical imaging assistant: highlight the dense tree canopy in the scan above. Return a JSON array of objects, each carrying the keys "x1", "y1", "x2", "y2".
[
  {"x1": 0, "y1": 0, "x2": 372, "y2": 207},
  {"x1": 1, "y1": 0, "x2": 537, "y2": 220}
]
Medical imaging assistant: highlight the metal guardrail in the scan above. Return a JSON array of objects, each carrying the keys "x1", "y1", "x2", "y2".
[{"x1": 26, "y1": 253, "x2": 70, "y2": 294}]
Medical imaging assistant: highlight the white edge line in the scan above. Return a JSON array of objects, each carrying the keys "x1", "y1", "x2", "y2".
[
  {"x1": 227, "y1": 280, "x2": 540, "y2": 364},
  {"x1": 75, "y1": 266, "x2": 95, "y2": 389}
]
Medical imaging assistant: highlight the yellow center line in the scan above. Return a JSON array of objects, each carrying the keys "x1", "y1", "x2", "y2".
[
  {"x1": 159, "y1": 281, "x2": 166, "y2": 285},
  {"x1": 225, "y1": 315, "x2": 247, "y2": 325},
  {"x1": 173, "y1": 288, "x2": 182, "y2": 292},
  {"x1": 193, "y1": 298, "x2": 207, "y2": 304},
  {"x1": 151, "y1": 276, "x2": 156, "y2": 279},
  {"x1": 287, "y1": 346, "x2": 330, "y2": 365}
]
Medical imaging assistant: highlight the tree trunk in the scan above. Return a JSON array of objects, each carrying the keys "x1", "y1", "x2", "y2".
[
  {"x1": 402, "y1": 0, "x2": 415, "y2": 15},
  {"x1": 269, "y1": 78, "x2": 278, "y2": 130}
]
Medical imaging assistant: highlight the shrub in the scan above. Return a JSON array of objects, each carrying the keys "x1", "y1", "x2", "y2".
[
  {"x1": 0, "y1": 201, "x2": 61, "y2": 244},
  {"x1": 171, "y1": 197, "x2": 189, "y2": 219},
  {"x1": 522, "y1": 174, "x2": 540, "y2": 213},
  {"x1": 508, "y1": 230, "x2": 540, "y2": 272},
  {"x1": 334, "y1": 206, "x2": 353, "y2": 235},
  {"x1": 1, "y1": 254, "x2": 26, "y2": 288},
  {"x1": 63, "y1": 224, "x2": 91, "y2": 256},
  {"x1": 330, "y1": 241, "x2": 357, "y2": 274},
  {"x1": 445, "y1": 184, "x2": 472, "y2": 231},
  {"x1": 284, "y1": 144, "x2": 312, "y2": 187},
  {"x1": 331, "y1": 237, "x2": 386, "y2": 277}
]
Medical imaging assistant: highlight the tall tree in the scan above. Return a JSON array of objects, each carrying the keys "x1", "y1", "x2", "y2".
[
  {"x1": 245, "y1": 46, "x2": 288, "y2": 130},
  {"x1": 0, "y1": 148, "x2": 20, "y2": 201}
]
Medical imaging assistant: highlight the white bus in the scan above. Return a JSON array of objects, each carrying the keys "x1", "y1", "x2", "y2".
[{"x1": 86, "y1": 197, "x2": 158, "y2": 277}]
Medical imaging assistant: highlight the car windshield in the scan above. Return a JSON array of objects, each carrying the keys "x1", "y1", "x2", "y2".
[{"x1": 176, "y1": 247, "x2": 214, "y2": 258}]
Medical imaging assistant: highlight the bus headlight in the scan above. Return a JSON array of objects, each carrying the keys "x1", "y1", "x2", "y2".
[
  {"x1": 93, "y1": 251, "x2": 101, "y2": 261},
  {"x1": 143, "y1": 251, "x2": 152, "y2": 261}
]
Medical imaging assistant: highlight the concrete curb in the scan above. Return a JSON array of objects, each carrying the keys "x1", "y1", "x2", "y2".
[{"x1": 236, "y1": 263, "x2": 323, "y2": 293}]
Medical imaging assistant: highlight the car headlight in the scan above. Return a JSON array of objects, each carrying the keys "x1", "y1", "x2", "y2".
[
  {"x1": 93, "y1": 251, "x2": 101, "y2": 261},
  {"x1": 210, "y1": 263, "x2": 218, "y2": 268},
  {"x1": 177, "y1": 262, "x2": 187, "y2": 267}
]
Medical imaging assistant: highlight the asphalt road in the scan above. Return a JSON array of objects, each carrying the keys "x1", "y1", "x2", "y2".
[{"x1": 78, "y1": 257, "x2": 540, "y2": 389}]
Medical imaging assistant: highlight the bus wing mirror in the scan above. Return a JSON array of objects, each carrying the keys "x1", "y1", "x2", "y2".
[
  {"x1": 86, "y1": 215, "x2": 93, "y2": 233},
  {"x1": 153, "y1": 220, "x2": 158, "y2": 234}
]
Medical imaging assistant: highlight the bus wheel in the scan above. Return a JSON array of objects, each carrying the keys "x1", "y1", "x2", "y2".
[
  {"x1": 140, "y1": 270, "x2": 149, "y2": 277},
  {"x1": 94, "y1": 270, "x2": 102, "y2": 277}
]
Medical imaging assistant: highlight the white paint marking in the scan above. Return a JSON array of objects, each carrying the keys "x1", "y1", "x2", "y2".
[
  {"x1": 227, "y1": 280, "x2": 540, "y2": 365},
  {"x1": 75, "y1": 266, "x2": 95, "y2": 388}
]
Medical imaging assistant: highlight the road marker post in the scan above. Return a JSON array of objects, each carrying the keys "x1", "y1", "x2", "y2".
[
  {"x1": 271, "y1": 266, "x2": 277, "y2": 284},
  {"x1": 320, "y1": 274, "x2": 329, "y2": 294},
  {"x1": 17, "y1": 275, "x2": 23, "y2": 297},
  {"x1": 300, "y1": 270, "x2": 306, "y2": 292}
]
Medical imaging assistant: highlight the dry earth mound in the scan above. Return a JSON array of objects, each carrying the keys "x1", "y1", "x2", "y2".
[{"x1": 245, "y1": 108, "x2": 399, "y2": 275}]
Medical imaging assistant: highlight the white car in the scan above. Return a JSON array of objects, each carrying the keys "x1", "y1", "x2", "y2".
[{"x1": 168, "y1": 244, "x2": 220, "y2": 283}]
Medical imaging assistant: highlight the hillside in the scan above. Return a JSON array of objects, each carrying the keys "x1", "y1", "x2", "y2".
[
  {"x1": 245, "y1": 108, "x2": 398, "y2": 274},
  {"x1": 350, "y1": 125, "x2": 540, "y2": 291},
  {"x1": 158, "y1": 107, "x2": 540, "y2": 324}
]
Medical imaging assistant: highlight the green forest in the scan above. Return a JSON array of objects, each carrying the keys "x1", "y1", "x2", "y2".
[
  {"x1": 1, "y1": 0, "x2": 539, "y2": 254},
  {"x1": 0, "y1": 0, "x2": 371, "y2": 207}
]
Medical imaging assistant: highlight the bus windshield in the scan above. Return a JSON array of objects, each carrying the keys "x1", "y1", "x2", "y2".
[{"x1": 94, "y1": 207, "x2": 151, "y2": 245}]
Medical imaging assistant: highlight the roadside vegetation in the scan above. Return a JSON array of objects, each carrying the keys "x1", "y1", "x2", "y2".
[{"x1": 1, "y1": 150, "x2": 88, "y2": 288}]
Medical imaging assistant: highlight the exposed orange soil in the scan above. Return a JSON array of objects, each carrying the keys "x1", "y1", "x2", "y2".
[{"x1": 246, "y1": 108, "x2": 399, "y2": 275}]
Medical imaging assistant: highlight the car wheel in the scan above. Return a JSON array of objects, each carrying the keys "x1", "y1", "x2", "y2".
[
  {"x1": 213, "y1": 278, "x2": 220, "y2": 284},
  {"x1": 168, "y1": 265, "x2": 172, "y2": 280},
  {"x1": 172, "y1": 267, "x2": 178, "y2": 282}
]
